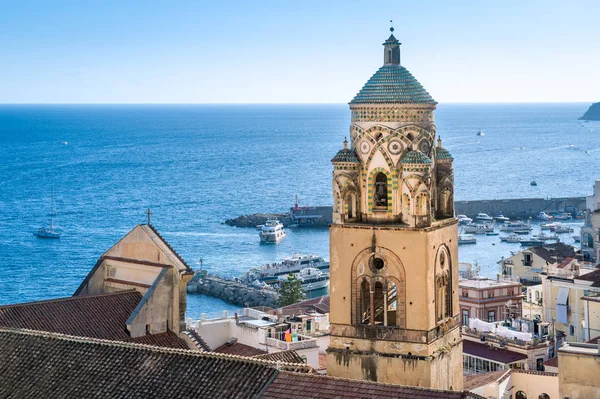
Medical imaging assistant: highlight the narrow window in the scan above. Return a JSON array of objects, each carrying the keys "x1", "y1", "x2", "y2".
[
  {"x1": 374, "y1": 173, "x2": 388, "y2": 208},
  {"x1": 360, "y1": 280, "x2": 371, "y2": 324}
]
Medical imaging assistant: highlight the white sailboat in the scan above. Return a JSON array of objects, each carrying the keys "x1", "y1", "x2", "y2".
[{"x1": 34, "y1": 191, "x2": 60, "y2": 239}]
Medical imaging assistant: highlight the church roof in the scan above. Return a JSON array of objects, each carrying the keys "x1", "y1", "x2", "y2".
[
  {"x1": 436, "y1": 147, "x2": 454, "y2": 160},
  {"x1": 0, "y1": 290, "x2": 190, "y2": 349},
  {"x1": 400, "y1": 151, "x2": 432, "y2": 165},
  {"x1": 331, "y1": 148, "x2": 360, "y2": 163},
  {"x1": 350, "y1": 64, "x2": 436, "y2": 105}
]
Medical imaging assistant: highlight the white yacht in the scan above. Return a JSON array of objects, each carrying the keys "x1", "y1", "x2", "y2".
[
  {"x1": 475, "y1": 213, "x2": 494, "y2": 222},
  {"x1": 500, "y1": 220, "x2": 532, "y2": 232},
  {"x1": 259, "y1": 219, "x2": 286, "y2": 243},
  {"x1": 463, "y1": 223, "x2": 494, "y2": 234},
  {"x1": 494, "y1": 215, "x2": 510, "y2": 222},
  {"x1": 537, "y1": 212, "x2": 551, "y2": 221},
  {"x1": 500, "y1": 233, "x2": 523, "y2": 243},
  {"x1": 458, "y1": 234, "x2": 477, "y2": 244},
  {"x1": 278, "y1": 267, "x2": 330, "y2": 294},
  {"x1": 246, "y1": 253, "x2": 329, "y2": 283},
  {"x1": 457, "y1": 215, "x2": 473, "y2": 224},
  {"x1": 533, "y1": 232, "x2": 559, "y2": 241}
]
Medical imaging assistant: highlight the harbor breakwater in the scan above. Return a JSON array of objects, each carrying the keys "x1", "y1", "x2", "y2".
[
  {"x1": 224, "y1": 197, "x2": 586, "y2": 227},
  {"x1": 187, "y1": 273, "x2": 278, "y2": 308}
]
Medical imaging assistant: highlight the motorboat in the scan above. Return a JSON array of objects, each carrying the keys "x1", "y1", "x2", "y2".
[
  {"x1": 494, "y1": 215, "x2": 510, "y2": 222},
  {"x1": 278, "y1": 267, "x2": 330, "y2": 294},
  {"x1": 532, "y1": 232, "x2": 559, "y2": 241},
  {"x1": 553, "y1": 213, "x2": 572, "y2": 220},
  {"x1": 475, "y1": 213, "x2": 494, "y2": 222},
  {"x1": 457, "y1": 215, "x2": 473, "y2": 225},
  {"x1": 520, "y1": 239, "x2": 544, "y2": 247},
  {"x1": 486, "y1": 232, "x2": 499, "y2": 236},
  {"x1": 34, "y1": 191, "x2": 61, "y2": 239},
  {"x1": 477, "y1": 129, "x2": 485, "y2": 136},
  {"x1": 513, "y1": 229, "x2": 531, "y2": 235},
  {"x1": 458, "y1": 234, "x2": 477, "y2": 244},
  {"x1": 246, "y1": 253, "x2": 330, "y2": 283},
  {"x1": 530, "y1": 181, "x2": 538, "y2": 186},
  {"x1": 537, "y1": 212, "x2": 552, "y2": 221},
  {"x1": 540, "y1": 222, "x2": 560, "y2": 230},
  {"x1": 500, "y1": 220, "x2": 532, "y2": 232},
  {"x1": 500, "y1": 233, "x2": 522, "y2": 243},
  {"x1": 463, "y1": 223, "x2": 494, "y2": 234},
  {"x1": 259, "y1": 219, "x2": 286, "y2": 243},
  {"x1": 554, "y1": 225, "x2": 574, "y2": 234}
]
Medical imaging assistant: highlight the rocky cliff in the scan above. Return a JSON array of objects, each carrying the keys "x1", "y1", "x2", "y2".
[{"x1": 580, "y1": 102, "x2": 600, "y2": 120}]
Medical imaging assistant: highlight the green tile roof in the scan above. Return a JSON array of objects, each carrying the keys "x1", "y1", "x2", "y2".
[
  {"x1": 350, "y1": 64, "x2": 436, "y2": 105},
  {"x1": 331, "y1": 148, "x2": 360, "y2": 164},
  {"x1": 435, "y1": 147, "x2": 454, "y2": 161},
  {"x1": 400, "y1": 151, "x2": 432, "y2": 164}
]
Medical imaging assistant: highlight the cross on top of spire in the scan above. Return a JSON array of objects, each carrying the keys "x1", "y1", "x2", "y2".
[
  {"x1": 146, "y1": 208, "x2": 152, "y2": 225},
  {"x1": 390, "y1": 19, "x2": 394, "y2": 33}
]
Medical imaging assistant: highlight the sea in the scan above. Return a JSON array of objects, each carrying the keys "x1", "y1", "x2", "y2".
[{"x1": 0, "y1": 103, "x2": 598, "y2": 317}]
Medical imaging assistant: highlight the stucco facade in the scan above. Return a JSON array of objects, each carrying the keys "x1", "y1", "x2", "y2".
[
  {"x1": 558, "y1": 342, "x2": 600, "y2": 399},
  {"x1": 326, "y1": 28, "x2": 462, "y2": 391}
]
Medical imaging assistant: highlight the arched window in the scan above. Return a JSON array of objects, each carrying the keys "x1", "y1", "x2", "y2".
[
  {"x1": 436, "y1": 276, "x2": 445, "y2": 321},
  {"x1": 445, "y1": 273, "x2": 452, "y2": 318},
  {"x1": 360, "y1": 279, "x2": 371, "y2": 325},
  {"x1": 416, "y1": 193, "x2": 428, "y2": 216},
  {"x1": 516, "y1": 391, "x2": 527, "y2": 399},
  {"x1": 346, "y1": 193, "x2": 354, "y2": 219},
  {"x1": 374, "y1": 173, "x2": 388, "y2": 208},
  {"x1": 538, "y1": 394, "x2": 550, "y2": 399},
  {"x1": 374, "y1": 281, "x2": 384, "y2": 325},
  {"x1": 386, "y1": 280, "x2": 397, "y2": 326},
  {"x1": 387, "y1": 50, "x2": 392, "y2": 63}
]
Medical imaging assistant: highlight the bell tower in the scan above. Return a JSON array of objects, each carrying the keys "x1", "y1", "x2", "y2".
[{"x1": 326, "y1": 27, "x2": 463, "y2": 390}]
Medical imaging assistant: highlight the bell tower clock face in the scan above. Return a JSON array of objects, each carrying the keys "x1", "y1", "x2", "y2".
[{"x1": 359, "y1": 141, "x2": 370, "y2": 155}]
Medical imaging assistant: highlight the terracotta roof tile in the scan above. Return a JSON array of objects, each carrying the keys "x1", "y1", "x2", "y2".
[
  {"x1": 215, "y1": 342, "x2": 267, "y2": 357},
  {"x1": 262, "y1": 371, "x2": 483, "y2": 399},
  {"x1": 543, "y1": 356, "x2": 558, "y2": 368},
  {"x1": 0, "y1": 328, "x2": 279, "y2": 399},
  {"x1": 254, "y1": 350, "x2": 305, "y2": 364},
  {"x1": 463, "y1": 340, "x2": 528, "y2": 364}
]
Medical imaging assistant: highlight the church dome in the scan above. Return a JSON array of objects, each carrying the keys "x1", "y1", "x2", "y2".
[
  {"x1": 350, "y1": 64, "x2": 436, "y2": 105},
  {"x1": 435, "y1": 147, "x2": 453, "y2": 161},
  {"x1": 331, "y1": 148, "x2": 360, "y2": 164},
  {"x1": 400, "y1": 150, "x2": 432, "y2": 165}
]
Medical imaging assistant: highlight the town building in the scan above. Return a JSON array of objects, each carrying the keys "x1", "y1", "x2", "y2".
[
  {"x1": 459, "y1": 276, "x2": 523, "y2": 325},
  {"x1": 582, "y1": 293, "x2": 600, "y2": 341},
  {"x1": 499, "y1": 243, "x2": 579, "y2": 284},
  {"x1": 542, "y1": 267, "x2": 600, "y2": 343},
  {"x1": 465, "y1": 369, "x2": 558, "y2": 399},
  {"x1": 558, "y1": 341, "x2": 600, "y2": 398},
  {"x1": 0, "y1": 223, "x2": 201, "y2": 350},
  {"x1": 581, "y1": 179, "x2": 600, "y2": 262},
  {"x1": 326, "y1": 27, "x2": 462, "y2": 390}
]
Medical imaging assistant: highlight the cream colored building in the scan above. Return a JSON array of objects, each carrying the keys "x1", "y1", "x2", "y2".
[
  {"x1": 466, "y1": 369, "x2": 558, "y2": 399},
  {"x1": 582, "y1": 294, "x2": 600, "y2": 341},
  {"x1": 581, "y1": 179, "x2": 600, "y2": 262},
  {"x1": 499, "y1": 243, "x2": 578, "y2": 284},
  {"x1": 542, "y1": 268, "x2": 600, "y2": 343},
  {"x1": 558, "y1": 341, "x2": 600, "y2": 399},
  {"x1": 326, "y1": 28, "x2": 462, "y2": 390}
]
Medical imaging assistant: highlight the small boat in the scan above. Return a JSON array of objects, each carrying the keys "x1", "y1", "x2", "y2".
[
  {"x1": 530, "y1": 181, "x2": 538, "y2": 186},
  {"x1": 477, "y1": 129, "x2": 485, "y2": 136},
  {"x1": 486, "y1": 232, "x2": 499, "y2": 236},
  {"x1": 500, "y1": 220, "x2": 532, "y2": 232},
  {"x1": 278, "y1": 267, "x2": 330, "y2": 294},
  {"x1": 34, "y1": 191, "x2": 60, "y2": 239},
  {"x1": 494, "y1": 215, "x2": 510, "y2": 222},
  {"x1": 500, "y1": 233, "x2": 522, "y2": 243},
  {"x1": 457, "y1": 215, "x2": 473, "y2": 225},
  {"x1": 554, "y1": 225, "x2": 574, "y2": 234},
  {"x1": 520, "y1": 240, "x2": 545, "y2": 247},
  {"x1": 246, "y1": 253, "x2": 330, "y2": 283},
  {"x1": 553, "y1": 213, "x2": 572, "y2": 220},
  {"x1": 463, "y1": 223, "x2": 494, "y2": 234},
  {"x1": 458, "y1": 234, "x2": 477, "y2": 245},
  {"x1": 513, "y1": 229, "x2": 531, "y2": 235},
  {"x1": 475, "y1": 213, "x2": 494, "y2": 222},
  {"x1": 537, "y1": 212, "x2": 552, "y2": 221},
  {"x1": 533, "y1": 232, "x2": 559, "y2": 241},
  {"x1": 540, "y1": 222, "x2": 559, "y2": 230},
  {"x1": 259, "y1": 219, "x2": 286, "y2": 243}
]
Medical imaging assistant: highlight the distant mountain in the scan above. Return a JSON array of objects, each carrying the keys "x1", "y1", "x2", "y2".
[{"x1": 579, "y1": 102, "x2": 600, "y2": 120}]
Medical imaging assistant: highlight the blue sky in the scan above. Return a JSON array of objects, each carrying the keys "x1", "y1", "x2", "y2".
[{"x1": 1, "y1": 1, "x2": 599, "y2": 103}]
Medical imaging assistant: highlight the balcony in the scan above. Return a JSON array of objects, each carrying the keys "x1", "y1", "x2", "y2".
[
  {"x1": 265, "y1": 334, "x2": 317, "y2": 350},
  {"x1": 462, "y1": 326, "x2": 550, "y2": 350}
]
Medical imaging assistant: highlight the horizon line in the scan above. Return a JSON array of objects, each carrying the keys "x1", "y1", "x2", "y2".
[{"x1": 0, "y1": 101, "x2": 595, "y2": 106}]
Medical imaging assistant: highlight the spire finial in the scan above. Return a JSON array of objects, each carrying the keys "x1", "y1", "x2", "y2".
[
  {"x1": 390, "y1": 20, "x2": 394, "y2": 33},
  {"x1": 437, "y1": 136, "x2": 442, "y2": 148},
  {"x1": 146, "y1": 208, "x2": 152, "y2": 225},
  {"x1": 343, "y1": 136, "x2": 348, "y2": 149}
]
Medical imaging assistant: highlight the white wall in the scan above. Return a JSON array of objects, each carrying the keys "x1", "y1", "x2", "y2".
[{"x1": 192, "y1": 318, "x2": 234, "y2": 350}]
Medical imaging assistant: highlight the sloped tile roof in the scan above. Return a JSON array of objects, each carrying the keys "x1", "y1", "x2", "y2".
[
  {"x1": 530, "y1": 243, "x2": 576, "y2": 264},
  {"x1": 0, "y1": 328, "x2": 279, "y2": 399},
  {"x1": 262, "y1": 371, "x2": 482, "y2": 399},
  {"x1": 463, "y1": 340, "x2": 527, "y2": 364},
  {"x1": 0, "y1": 290, "x2": 190, "y2": 349},
  {"x1": 255, "y1": 350, "x2": 305, "y2": 364},
  {"x1": 542, "y1": 356, "x2": 558, "y2": 368},
  {"x1": 331, "y1": 148, "x2": 360, "y2": 164},
  {"x1": 350, "y1": 64, "x2": 436, "y2": 105},
  {"x1": 575, "y1": 266, "x2": 600, "y2": 287},
  {"x1": 463, "y1": 370, "x2": 507, "y2": 390},
  {"x1": 400, "y1": 150, "x2": 432, "y2": 165},
  {"x1": 147, "y1": 224, "x2": 193, "y2": 272},
  {"x1": 276, "y1": 295, "x2": 330, "y2": 316},
  {"x1": 215, "y1": 342, "x2": 267, "y2": 357},
  {"x1": 183, "y1": 329, "x2": 211, "y2": 351},
  {"x1": 0, "y1": 290, "x2": 142, "y2": 341}
]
